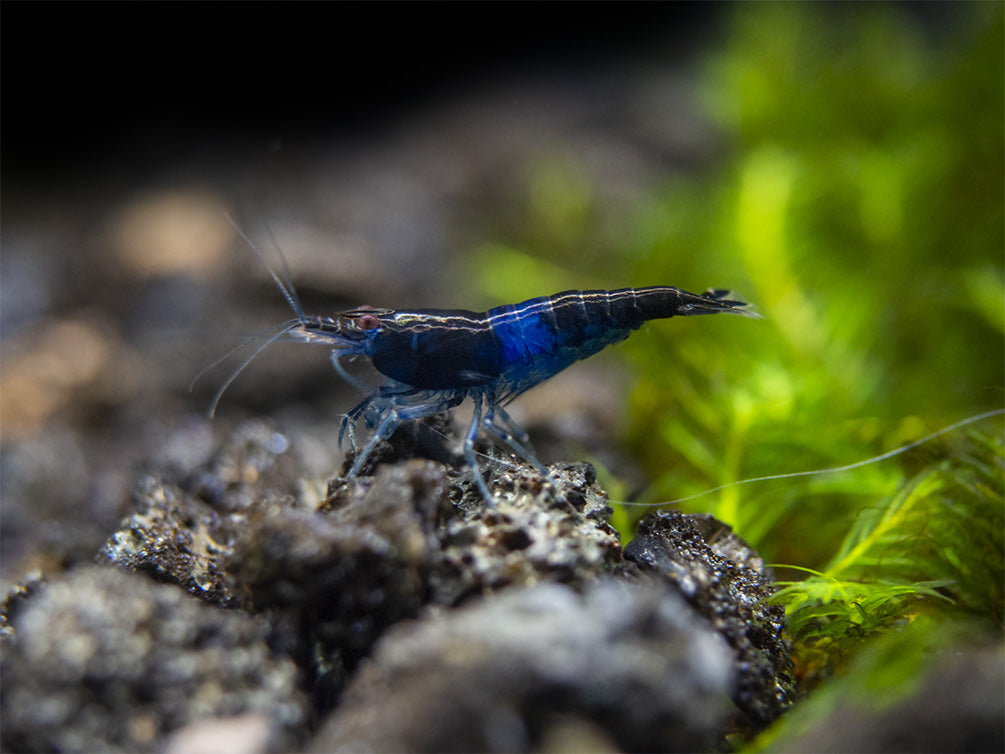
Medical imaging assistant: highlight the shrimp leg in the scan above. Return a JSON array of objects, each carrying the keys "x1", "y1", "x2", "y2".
[
  {"x1": 463, "y1": 391, "x2": 495, "y2": 504},
  {"x1": 482, "y1": 404, "x2": 554, "y2": 482},
  {"x1": 346, "y1": 390, "x2": 466, "y2": 481}
]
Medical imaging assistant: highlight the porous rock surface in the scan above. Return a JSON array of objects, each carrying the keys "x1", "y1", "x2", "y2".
[
  {"x1": 2, "y1": 418, "x2": 795, "y2": 752},
  {"x1": 311, "y1": 579, "x2": 734, "y2": 753},
  {"x1": 624, "y1": 510, "x2": 794, "y2": 725},
  {"x1": 0, "y1": 565, "x2": 306, "y2": 753}
]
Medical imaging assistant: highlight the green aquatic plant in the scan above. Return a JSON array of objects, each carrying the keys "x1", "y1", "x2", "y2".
[
  {"x1": 621, "y1": 2, "x2": 1003, "y2": 565},
  {"x1": 771, "y1": 429, "x2": 1003, "y2": 675},
  {"x1": 468, "y1": 5, "x2": 1002, "y2": 565}
]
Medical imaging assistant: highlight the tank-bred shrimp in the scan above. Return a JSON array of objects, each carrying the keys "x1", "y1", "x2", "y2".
[{"x1": 204, "y1": 239, "x2": 760, "y2": 504}]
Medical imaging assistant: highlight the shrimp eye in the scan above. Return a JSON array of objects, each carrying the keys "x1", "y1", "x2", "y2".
[{"x1": 356, "y1": 313, "x2": 381, "y2": 330}]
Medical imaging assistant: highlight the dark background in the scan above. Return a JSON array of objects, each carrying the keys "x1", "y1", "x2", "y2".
[{"x1": 4, "y1": 2, "x2": 720, "y2": 187}]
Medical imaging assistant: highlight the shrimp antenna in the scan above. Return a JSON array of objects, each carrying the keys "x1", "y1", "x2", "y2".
[
  {"x1": 191, "y1": 216, "x2": 309, "y2": 417},
  {"x1": 187, "y1": 318, "x2": 301, "y2": 391},
  {"x1": 224, "y1": 212, "x2": 305, "y2": 321},
  {"x1": 465, "y1": 408, "x2": 1003, "y2": 506},
  {"x1": 201, "y1": 320, "x2": 303, "y2": 419},
  {"x1": 616, "y1": 407, "x2": 1005, "y2": 508}
]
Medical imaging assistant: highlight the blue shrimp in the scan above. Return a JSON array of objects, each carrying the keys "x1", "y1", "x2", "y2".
[{"x1": 205, "y1": 244, "x2": 760, "y2": 504}]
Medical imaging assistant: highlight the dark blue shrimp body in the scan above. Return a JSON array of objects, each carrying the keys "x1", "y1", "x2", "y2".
[
  {"x1": 487, "y1": 287, "x2": 732, "y2": 401},
  {"x1": 289, "y1": 286, "x2": 758, "y2": 504},
  {"x1": 367, "y1": 311, "x2": 500, "y2": 389},
  {"x1": 367, "y1": 288, "x2": 746, "y2": 395}
]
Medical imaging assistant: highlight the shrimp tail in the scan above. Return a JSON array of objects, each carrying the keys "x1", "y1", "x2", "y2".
[{"x1": 634, "y1": 287, "x2": 763, "y2": 320}]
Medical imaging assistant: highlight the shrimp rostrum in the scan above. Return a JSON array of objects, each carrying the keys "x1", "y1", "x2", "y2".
[{"x1": 209, "y1": 259, "x2": 760, "y2": 504}]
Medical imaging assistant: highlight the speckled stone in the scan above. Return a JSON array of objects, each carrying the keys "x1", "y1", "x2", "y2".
[
  {"x1": 624, "y1": 509, "x2": 796, "y2": 727},
  {"x1": 0, "y1": 565, "x2": 308, "y2": 753},
  {"x1": 8, "y1": 417, "x2": 795, "y2": 751},
  {"x1": 310, "y1": 579, "x2": 736, "y2": 753}
]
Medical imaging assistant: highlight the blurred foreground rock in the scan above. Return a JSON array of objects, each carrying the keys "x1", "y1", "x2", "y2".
[
  {"x1": 770, "y1": 643, "x2": 1005, "y2": 754},
  {"x1": 625, "y1": 510, "x2": 792, "y2": 726},
  {"x1": 0, "y1": 566, "x2": 306, "y2": 753},
  {"x1": 2, "y1": 418, "x2": 795, "y2": 752},
  {"x1": 311, "y1": 579, "x2": 733, "y2": 753}
]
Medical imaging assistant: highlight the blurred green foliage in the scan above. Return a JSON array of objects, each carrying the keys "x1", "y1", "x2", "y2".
[
  {"x1": 747, "y1": 614, "x2": 997, "y2": 752},
  {"x1": 470, "y1": 2, "x2": 1002, "y2": 556},
  {"x1": 771, "y1": 429, "x2": 1002, "y2": 671},
  {"x1": 636, "y1": 3, "x2": 1002, "y2": 564},
  {"x1": 469, "y1": 3, "x2": 1003, "y2": 738}
]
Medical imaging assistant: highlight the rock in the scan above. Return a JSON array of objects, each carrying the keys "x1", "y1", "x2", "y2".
[
  {"x1": 428, "y1": 459, "x2": 624, "y2": 604},
  {"x1": 227, "y1": 451, "x2": 622, "y2": 709},
  {"x1": 0, "y1": 569, "x2": 47, "y2": 643},
  {"x1": 163, "y1": 713, "x2": 275, "y2": 754},
  {"x1": 771, "y1": 643, "x2": 1005, "y2": 753},
  {"x1": 624, "y1": 509, "x2": 796, "y2": 727},
  {"x1": 99, "y1": 475, "x2": 237, "y2": 604},
  {"x1": 10, "y1": 417, "x2": 794, "y2": 752},
  {"x1": 310, "y1": 579, "x2": 736, "y2": 753},
  {"x1": 226, "y1": 459, "x2": 448, "y2": 707},
  {"x1": 0, "y1": 565, "x2": 308, "y2": 753},
  {"x1": 98, "y1": 420, "x2": 306, "y2": 607}
]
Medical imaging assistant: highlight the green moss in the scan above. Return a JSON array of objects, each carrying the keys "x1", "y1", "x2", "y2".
[{"x1": 771, "y1": 430, "x2": 1003, "y2": 677}]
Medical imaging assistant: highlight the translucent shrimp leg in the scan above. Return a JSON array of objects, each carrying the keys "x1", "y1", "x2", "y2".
[
  {"x1": 482, "y1": 403, "x2": 556, "y2": 482},
  {"x1": 345, "y1": 390, "x2": 465, "y2": 483}
]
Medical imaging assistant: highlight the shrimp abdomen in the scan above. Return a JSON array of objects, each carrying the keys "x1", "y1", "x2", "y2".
[{"x1": 488, "y1": 287, "x2": 756, "y2": 396}]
